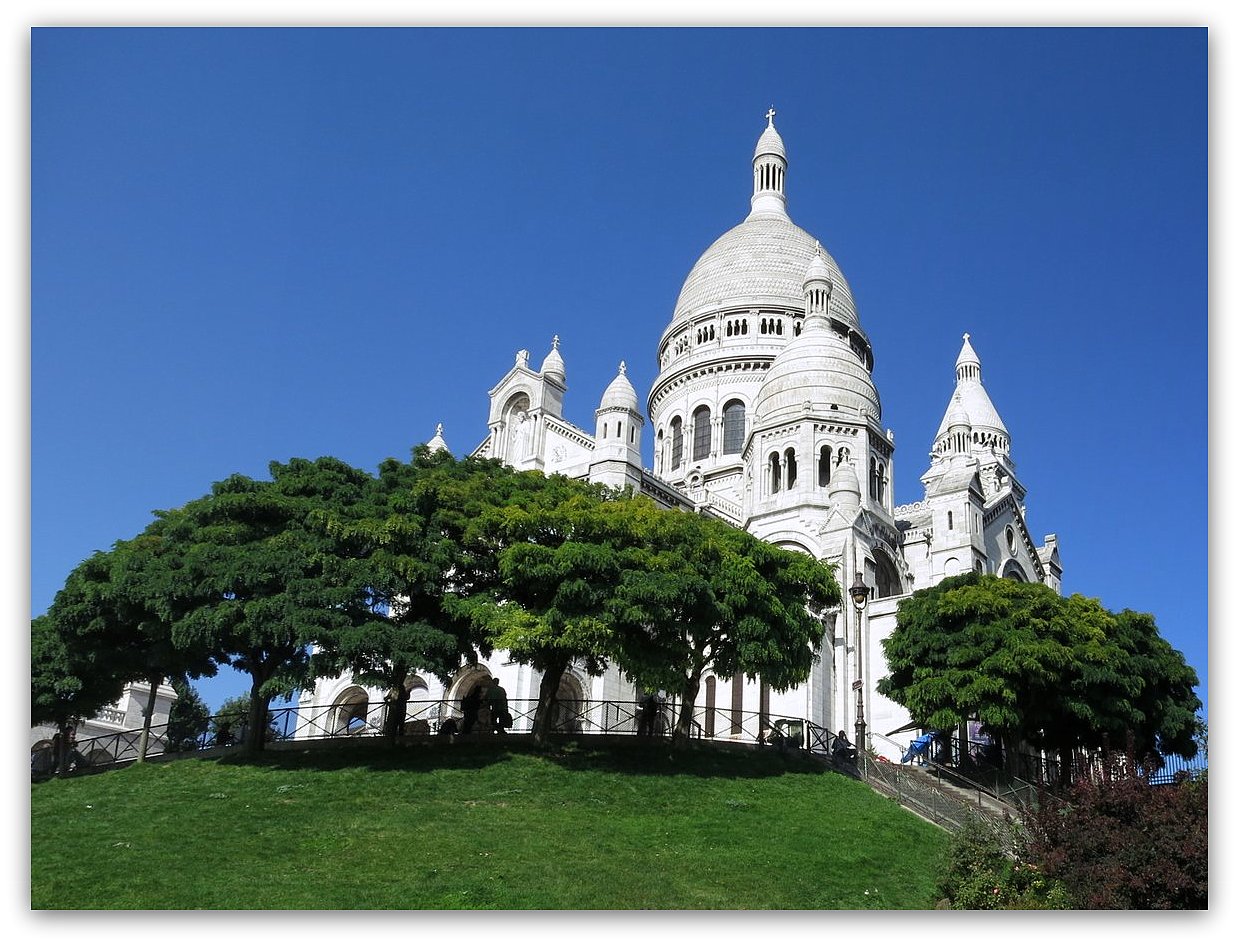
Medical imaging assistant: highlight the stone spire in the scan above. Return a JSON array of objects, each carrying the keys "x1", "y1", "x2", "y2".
[
  {"x1": 934, "y1": 333, "x2": 1010, "y2": 459},
  {"x1": 802, "y1": 242, "x2": 833, "y2": 326},
  {"x1": 427, "y1": 423, "x2": 450, "y2": 454},
  {"x1": 539, "y1": 334, "x2": 565, "y2": 383},
  {"x1": 749, "y1": 108, "x2": 789, "y2": 219}
]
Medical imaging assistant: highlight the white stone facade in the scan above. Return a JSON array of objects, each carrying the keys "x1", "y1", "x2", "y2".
[{"x1": 303, "y1": 114, "x2": 1062, "y2": 755}]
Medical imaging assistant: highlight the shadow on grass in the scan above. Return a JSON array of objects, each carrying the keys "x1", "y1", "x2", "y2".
[{"x1": 204, "y1": 734, "x2": 843, "y2": 781}]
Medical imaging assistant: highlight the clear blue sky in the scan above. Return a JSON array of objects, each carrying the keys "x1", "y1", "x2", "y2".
[{"x1": 31, "y1": 27, "x2": 1207, "y2": 715}]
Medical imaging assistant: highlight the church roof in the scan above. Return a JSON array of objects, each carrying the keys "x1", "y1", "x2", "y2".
[
  {"x1": 753, "y1": 313, "x2": 880, "y2": 424},
  {"x1": 934, "y1": 334, "x2": 1008, "y2": 440},
  {"x1": 539, "y1": 336, "x2": 565, "y2": 381},
  {"x1": 754, "y1": 122, "x2": 786, "y2": 161},
  {"x1": 427, "y1": 423, "x2": 450, "y2": 454},
  {"x1": 672, "y1": 215, "x2": 860, "y2": 324},
  {"x1": 599, "y1": 362, "x2": 640, "y2": 412}
]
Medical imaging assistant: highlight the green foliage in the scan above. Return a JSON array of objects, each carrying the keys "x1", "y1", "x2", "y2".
[
  {"x1": 1023, "y1": 763, "x2": 1208, "y2": 909},
  {"x1": 165, "y1": 679, "x2": 212, "y2": 752},
  {"x1": 31, "y1": 741, "x2": 949, "y2": 909},
  {"x1": 165, "y1": 456, "x2": 375, "y2": 750},
  {"x1": 936, "y1": 816, "x2": 1071, "y2": 909},
  {"x1": 878, "y1": 573, "x2": 1201, "y2": 764},
  {"x1": 31, "y1": 556, "x2": 132, "y2": 733}
]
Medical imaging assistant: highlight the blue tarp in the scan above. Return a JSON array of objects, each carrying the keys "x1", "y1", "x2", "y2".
[{"x1": 901, "y1": 732, "x2": 937, "y2": 763}]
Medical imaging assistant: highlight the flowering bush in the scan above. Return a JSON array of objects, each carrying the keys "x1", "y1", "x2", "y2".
[{"x1": 936, "y1": 815, "x2": 1071, "y2": 910}]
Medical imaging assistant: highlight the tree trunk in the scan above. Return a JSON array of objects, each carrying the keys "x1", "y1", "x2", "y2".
[
  {"x1": 245, "y1": 678, "x2": 270, "y2": 753},
  {"x1": 383, "y1": 669, "x2": 410, "y2": 740},
  {"x1": 672, "y1": 675, "x2": 702, "y2": 749},
  {"x1": 54, "y1": 720, "x2": 71, "y2": 777},
  {"x1": 532, "y1": 658, "x2": 568, "y2": 747},
  {"x1": 136, "y1": 674, "x2": 163, "y2": 762}
]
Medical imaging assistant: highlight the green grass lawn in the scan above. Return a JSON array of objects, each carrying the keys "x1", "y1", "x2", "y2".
[{"x1": 31, "y1": 738, "x2": 949, "y2": 909}]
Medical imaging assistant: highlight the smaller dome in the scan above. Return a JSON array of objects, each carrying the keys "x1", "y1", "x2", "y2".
[
  {"x1": 599, "y1": 361, "x2": 639, "y2": 412},
  {"x1": 754, "y1": 109, "x2": 786, "y2": 161},
  {"x1": 803, "y1": 246, "x2": 832, "y2": 286},
  {"x1": 753, "y1": 317, "x2": 879, "y2": 425},
  {"x1": 540, "y1": 335, "x2": 565, "y2": 381},
  {"x1": 945, "y1": 393, "x2": 971, "y2": 430},
  {"x1": 829, "y1": 461, "x2": 862, "y2": 514},
  {"x1": 956, "y1": 332, "x2": 980, "y2": 374},
  {"x1": 427, "y1": 423, "x2": 450, "y2": 454}
]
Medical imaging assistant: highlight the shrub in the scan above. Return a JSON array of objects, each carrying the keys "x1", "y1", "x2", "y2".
[
  {"x1": 937, "y1": 815, "x2": 1071, "y2": 909},
  {"x1": 1023, "y1": 762, "x2": 1207, "y2": 909}
]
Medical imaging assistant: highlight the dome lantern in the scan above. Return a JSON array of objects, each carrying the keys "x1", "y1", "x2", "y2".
[{"x1": 750, "y1": 107, "x2": 789, "y2": 220}]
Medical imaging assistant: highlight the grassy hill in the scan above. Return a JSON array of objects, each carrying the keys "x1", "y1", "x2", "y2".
[{"x1": 31, "y1": 738, "x2": 950, "y2": 909}]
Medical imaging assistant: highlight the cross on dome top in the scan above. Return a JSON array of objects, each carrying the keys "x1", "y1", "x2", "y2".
[
  {"x1": 552, "y1": 334, "x2": 560, "y2": 349},
  {"x1": 766, "y1": 106, "x2": 777, "y2": 127},
  {"x1": 619, "y1": 360, "x2": 627, "y2": 375}
]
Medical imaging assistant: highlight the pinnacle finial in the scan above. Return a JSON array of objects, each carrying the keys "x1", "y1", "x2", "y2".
[
  {"x1": 619, "y1": 360, "x2": 627, "y2": 375},
  {"x1": 552, "y1": 334, "x2": 560, "y2": 349},
  {"x1": 435, "y1": 423, "x2": 443, "y2": 436},
  {"x1": 766, "y1": 106, "x2": 777, "y2": 127},
  {"x1": 963, "y1": 332, "x2": 970, "y2": 342}
]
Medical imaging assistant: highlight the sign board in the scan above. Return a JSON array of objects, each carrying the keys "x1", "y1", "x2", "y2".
[{"x1": 852, "y1": 679, "x2": 863, "y2": 691}]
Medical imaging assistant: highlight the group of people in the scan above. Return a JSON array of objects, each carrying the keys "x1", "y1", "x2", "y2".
[{"x1": 442, "y1": 676, "x2": 510, "y2": 737}]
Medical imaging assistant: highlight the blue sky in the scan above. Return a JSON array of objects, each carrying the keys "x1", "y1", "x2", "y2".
[{"x1": 31, "y1": 27, "x2": 1207, "y2": 715}]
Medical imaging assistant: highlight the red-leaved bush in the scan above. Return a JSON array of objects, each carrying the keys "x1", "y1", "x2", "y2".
[{"x1": 1023, "y1": 764, "x2": 1207, "y2": 909}]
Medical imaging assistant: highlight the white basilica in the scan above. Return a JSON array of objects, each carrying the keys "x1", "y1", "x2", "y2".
[{"x1": 302, "y1": 113, "x2": 1063, "y2": 752}]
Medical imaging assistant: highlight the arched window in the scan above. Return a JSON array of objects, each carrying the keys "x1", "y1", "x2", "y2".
[
  {"x1": 655, "y1": 429, "x2": 664, "y2": 473},
  {"x1": 692, "y1": 406, "x2": 712, "y2": 461},
  {"x1": 873, "y1": 551, "x2": 900, "y2": 599},
  {"x1": 722, "y1": 400, "x2": 745, "y2": 454},
  {"x1": 670, "y1": 417, "x2": 683, "y2": 470},
  {"x1": 818, "y1": 445, "x2": 831, "y2": 487},
  {"x1": 877, "y1": 463, "x2": 887, "y2": 504},
  {"x1": 769, "y1": 451, "x2": 782, "y2": 494},
  {"x1": 784, "y1": 448, "x2": 797, "y2": 489}
]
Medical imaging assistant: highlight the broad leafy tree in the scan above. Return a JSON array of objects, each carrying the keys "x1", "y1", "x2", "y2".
[
  {"x1": 469, "y1": 485, "x2": 624, "y2": 745},
  {"x1": 598, "y1": 501, "x2": 840, "y2": 746},
  {"x1": 877, "y1": 572, "x2": 1201, "y2": 775},
  {"x1": 166, "y1": 457, "x2": 373, "y2": 752},
  {"x1": 31, "y1": 554, "x2": 132, "y2": 774}
]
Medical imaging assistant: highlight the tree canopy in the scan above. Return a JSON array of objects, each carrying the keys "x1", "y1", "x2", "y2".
[{"x1": 877, "y1": 572, "x2": 1201, "y2": 768}]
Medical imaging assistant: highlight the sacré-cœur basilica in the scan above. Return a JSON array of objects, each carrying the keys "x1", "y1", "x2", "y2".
[{"x1": 302, "y1": 112, "x2": 1064, "y2": 754}]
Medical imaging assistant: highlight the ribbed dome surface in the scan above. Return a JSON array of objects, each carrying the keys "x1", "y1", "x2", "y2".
[
  {"x1": 754, "y1": 124, "x2": 786, "y2": 160},
  {"x1": 753, "y1": 317, "x2": 879, "y2": 424},
  {"x1": 599, "y1": 365, "x2": 640, "y2": 412},
  {"x1": 540, "y1": 345, "x2": 565, "y2": 380},
  {"x1": 672, "y1": 216, "x2": 859, "y2": 324}
]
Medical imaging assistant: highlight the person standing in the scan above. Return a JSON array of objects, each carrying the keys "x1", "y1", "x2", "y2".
[
  {"x1": 487, "y1": 677, "x2": 510, "y2": 735},
  {"x1": 461, "y1": 684, "x2": 483, "y2": 735}
]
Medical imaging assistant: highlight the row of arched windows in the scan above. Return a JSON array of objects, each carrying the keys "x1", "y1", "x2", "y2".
[
  {"x1": 868, "y1": 457, "x2": 888, "y2": 503},
  {"x1": 657, "y1": 400, "x2": 747, "y2": 472},
  {"x1": 696, "y1": 324, "x2": 716, "y2": 344},
  {"x1": 755, "y1": 162, "x2": 784, "y2": 192},
  {"x1": 725, "y1": 318, "x2": 749, "y2": 336},
  {"x1": 768, "y1": 445, "x2": 855, "y2": 496}
]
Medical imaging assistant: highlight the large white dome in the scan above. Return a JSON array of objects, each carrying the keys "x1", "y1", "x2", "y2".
[{"x1": 670, "y1": 215, "x2": 860, "y2": 327}]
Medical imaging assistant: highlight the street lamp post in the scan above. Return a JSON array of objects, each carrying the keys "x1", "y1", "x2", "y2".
[{"x1": 848, "y1": 571, "x2": 870, "y2": 758}]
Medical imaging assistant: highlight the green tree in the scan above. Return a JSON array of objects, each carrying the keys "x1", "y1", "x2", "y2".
[
  {"x1": 165, "y1": 677, "x2": 212, "y2": 752},
  {"x1": 31, "y1": 553, "x2": 132, "y2": 774},
  {"x1": 312, "y1": 449, "x2": 597, "y2": 739},
  {"x1": 470, "y1": 485, "x2": 624, "y2": 745},
  {"x1": 877, "y1": 572, "x2": 1201, "y2": 776},
  {"x1": 167, "y1": 457, "x2": 374, "y2": 752},
  {"x1": 598, "y1": 501, "x2": 840, "y2": 747}
]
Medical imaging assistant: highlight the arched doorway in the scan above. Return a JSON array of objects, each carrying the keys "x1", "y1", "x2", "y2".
[
  {"x1": 551, "y1": 672, "x2": 586, "y2": 734},
  {"x1": 331, "y1": 686, "x2": 371, "y2": 735},
  {"x1": 446, "y1": 665, "x2": 494, "y2": 734}
]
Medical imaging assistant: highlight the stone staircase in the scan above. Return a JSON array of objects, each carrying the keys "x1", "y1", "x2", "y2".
[{"x1": 859, "y1": 755, "x2": 1024, "y2": 836}]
